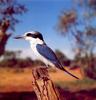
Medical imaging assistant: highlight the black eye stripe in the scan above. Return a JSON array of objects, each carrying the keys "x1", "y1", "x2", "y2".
[
  {"x1": 26, "y1": 33, "x2": 33, "y2": 37},
  {"x1": 32, "y1": 35, "x2": 37, "y2": 38},
  {"x1": 26, "y1": 32, "x2": 44, "y2": 41},
  {"x1": 26, "y1": 33, "x2": 36, "y2": 38}
]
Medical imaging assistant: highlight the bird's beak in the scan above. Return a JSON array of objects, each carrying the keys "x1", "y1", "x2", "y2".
[{"x1": 14, "y1": 36, "x2": 25, "y2": 39}]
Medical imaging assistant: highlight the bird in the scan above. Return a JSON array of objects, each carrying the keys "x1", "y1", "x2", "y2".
[{"x1": 14, "y1": 31, "x2": 79, "y2": 79}]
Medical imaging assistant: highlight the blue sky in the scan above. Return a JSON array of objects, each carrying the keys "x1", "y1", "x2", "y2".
[{"x1": 7, "y1": 0, "x2": 75, "y2": 59}]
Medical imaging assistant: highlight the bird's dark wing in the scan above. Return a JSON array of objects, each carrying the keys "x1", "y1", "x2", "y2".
[
  {"x1": 36, "y1": 44, "x2": 79, "y2": 79},
  {"x1": 36, "y1": 44, "x2": 60, "y2": 66}
]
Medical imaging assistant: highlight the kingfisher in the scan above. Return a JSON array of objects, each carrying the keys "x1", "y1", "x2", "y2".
[{"x1": 14, "y1": 31, "x2": 79, "y2": 79}]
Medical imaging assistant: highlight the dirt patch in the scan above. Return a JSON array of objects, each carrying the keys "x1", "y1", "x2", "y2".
[{"x1": 0, "y1": 67, "x2": 82, "y2": 92}]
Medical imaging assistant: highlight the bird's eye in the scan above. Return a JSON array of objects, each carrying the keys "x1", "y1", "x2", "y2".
[{"x1": 26, "y1": 33, "x2": 32, "y2": 37}]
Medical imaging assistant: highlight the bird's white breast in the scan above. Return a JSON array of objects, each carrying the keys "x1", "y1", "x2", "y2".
[
  {"x1": 30, "y1": 41, "x2": 41, "y2": 57},
  {"x1": 29, "y1": 40, "x2": 54, "y2": 67},
  {"x1": 30, "y1": 39, "x2": 45, "y2": 60}
]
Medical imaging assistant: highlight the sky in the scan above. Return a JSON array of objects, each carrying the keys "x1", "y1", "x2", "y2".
[{"x1": 6, "y1": 0, "x2": 75, "y2": 59}]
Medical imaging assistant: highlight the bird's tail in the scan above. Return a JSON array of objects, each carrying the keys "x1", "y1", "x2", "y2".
[
  {"x1": 56, "y1": 63, "x2": 79, "y2": 79},
  {"x1": 61, "y1": 67, "x2": 79, "y2": 79}
]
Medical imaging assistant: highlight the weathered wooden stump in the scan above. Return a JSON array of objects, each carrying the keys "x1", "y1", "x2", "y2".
[{"x1": 32, "y1": 67, "x2": 61, "y2": 100}]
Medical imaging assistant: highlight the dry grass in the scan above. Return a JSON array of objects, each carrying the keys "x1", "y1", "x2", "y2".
[
  {"x1": 0, "y1": 68, "x2": 33, "y2": 92},
  {"x1": 49, "y1": 67, "x2": 82, "y2": 82},
  {"x1": 0, "y1": 67, "x2": 95, "y2": 93}
]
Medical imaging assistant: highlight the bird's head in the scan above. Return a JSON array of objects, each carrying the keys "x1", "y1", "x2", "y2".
[{"x1": 14, "y1": 31, "x2": 44, "y2": 44}]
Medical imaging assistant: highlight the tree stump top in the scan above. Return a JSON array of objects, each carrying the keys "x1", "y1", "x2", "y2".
[{"x1": 32, "y1": 67, "x2": 62, "y2": 100}]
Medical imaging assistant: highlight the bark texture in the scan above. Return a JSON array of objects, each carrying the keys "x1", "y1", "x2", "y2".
[{"x1": 32, "y1": 67, "x2": 62, "y2": 100}]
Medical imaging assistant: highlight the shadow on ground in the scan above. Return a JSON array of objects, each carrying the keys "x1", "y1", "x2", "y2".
[
  {"x1": 58, "y1": 87, "x2": 96, "y2": 100},
  {"x1": 0, "y1": 88, "x2": 96, "y2": 100}
]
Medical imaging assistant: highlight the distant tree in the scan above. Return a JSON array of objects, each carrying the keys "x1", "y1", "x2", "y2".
[
  {"x1": 0, "y1": 50, "x2": 34, "y2": 68},
  {"x1": 56, "y1": 0, "x2": 96, "y2": 79},
  {"x1": 55, "y1": 50, "x2": 71, "y2": 66},
  {"x1": 0, "y1": 50, "x2": 44, "y2": 68},
  {"x1": 0, "y1": 0, "x2": 27, "y2": 56},
  {"x1": 55, "y1": 50, "x2": 67, "y2": 61},
  {"x1": 2, "y1": 50, "x2": 21, "y2": 60}
]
